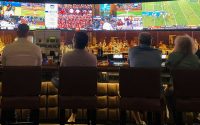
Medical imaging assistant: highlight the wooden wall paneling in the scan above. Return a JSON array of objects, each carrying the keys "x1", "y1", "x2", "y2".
[
  {"x1": 64, "y1": 31, "x2": 75, "y2": 44},
  {"x1": 125, "y1": 31, "x2": 139, "y2": 44},
  {"x1": 117, "y1": 31, "x2": 126, "y2": 42},
  {"x1": 3, "y1": 30, "x2": 17, "y2": 44},
  {"x1": 148, "y1": 31, "x2": 158, "y2": 46},
  {"x1": 192, "y1": 31, "x2": 200, "y2": 44},
  {"x1": 0, "y1": 31, "x2": 4, "y2": 44}
]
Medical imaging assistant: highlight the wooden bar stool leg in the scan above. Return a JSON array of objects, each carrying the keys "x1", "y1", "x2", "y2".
[
  {"x1": 30, "y1": 109, "x2": 39, "y2": 125},
  {"x1": 155, "y1": 112, "x2": 161, "y2": 125},
  {"x1": 175, "y1": 111, "x2": 184, "y2": 125},
  {"x1": 87, "y1": 109, "x2": 96, "y2": 125},
  {"x1": 1, "y1": 109, "x2": 16, "y2": 125},
  {"x1": 147, "y1": 112, "x2": 153, "y2": 125},
  {"x1": 120, "y1": 110, "x2": 126, "y2": 125},
  {"x1": 59, "y1": 108, "x2": 65, "y2": 125}
]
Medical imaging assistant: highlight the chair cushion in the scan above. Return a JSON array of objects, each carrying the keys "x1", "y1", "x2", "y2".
[
  {"x1": 120, "y1": 97, "x2": 161, "y2": 111},
  {"x1": 59, "y1": 96, "x2": 96, "y2": 109}
]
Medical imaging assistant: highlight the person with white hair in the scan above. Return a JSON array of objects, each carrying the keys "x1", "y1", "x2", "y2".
[
  {"x1": 166, "y1": 35, "x2": 199, "y2": 70},
  {"x1": 165, "y1": 35, "x2": 200, "y2": 125}
]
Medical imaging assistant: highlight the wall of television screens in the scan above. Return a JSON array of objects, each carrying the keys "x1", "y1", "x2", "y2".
[{"x1": 0, "y1": 0, "x2": 200, "y2": 30}]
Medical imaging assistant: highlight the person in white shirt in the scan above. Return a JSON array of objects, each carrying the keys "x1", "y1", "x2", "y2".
[
  {"x1": 60, "y1": 31, "x2": 97, "y2": 122},
  {"x1": 61, "y1": 32, "x2": 97, "y2": 67},
  {"x1": 1, "y1": 24, "x2": 42, "y2": 124},
  {"x1": 2, "y1": 24, "x2": 42, "y2": 66},
  {"x1": 102, "y1": 20, "x2": 113, "y2": 30}
]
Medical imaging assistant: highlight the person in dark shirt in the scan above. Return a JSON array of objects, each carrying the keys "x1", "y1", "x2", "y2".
[
  {"x1": 128, "y1": 32, "x2": 162, "y2": 68},
  {"x1": 128, "y1": 32, "x2": 162, "y2": 125},
  {"x1": 165, "y1": 35, "x2": 200, "y2": 125}
]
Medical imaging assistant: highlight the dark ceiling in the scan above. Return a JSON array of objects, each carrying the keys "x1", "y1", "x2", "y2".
[{"x1": 8, "y1": 0, "x2": 174, "y2": 4}]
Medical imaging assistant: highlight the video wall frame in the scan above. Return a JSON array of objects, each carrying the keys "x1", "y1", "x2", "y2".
[{"x1": 0, "y1": 0, "x2": 200, "y2": 30}]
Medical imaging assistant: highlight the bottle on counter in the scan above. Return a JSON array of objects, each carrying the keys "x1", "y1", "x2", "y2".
[{"x1": 97, "y1": 47, "x2": 103, "y2": 57}]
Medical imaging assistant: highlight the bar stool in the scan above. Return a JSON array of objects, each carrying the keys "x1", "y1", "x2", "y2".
[
  {"x1": 119, "y1": 67, "x2": 162, "y2": 125},
  {"x1": 59, "y1": 67, "x2": 97, "y2": 125},
  {"x1": 1, "y1": 66, "x2": 41, "y2": 125},
  {"x1": 172, "y1": 69, "x2": 200, "y2": 124}
]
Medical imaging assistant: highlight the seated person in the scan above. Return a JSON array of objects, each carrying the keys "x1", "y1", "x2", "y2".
[
  {"x1": 1, "y1": 24, "x2": 42, "y2": 124},
  {"x1": 53, "y1": 31, "x2": 97, "y2": 122},
  {"x1": 165, "y1": 35, "x2": 200, "y2": 125},
  {"x1": 128, "y1": 32, "x2": 161, "y2": 125}
]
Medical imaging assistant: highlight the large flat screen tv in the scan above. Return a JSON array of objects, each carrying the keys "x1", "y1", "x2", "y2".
[
  {"x1": 57, "y1": 4, "x2": 93, "y2": 30},
  {"x1": 0, "y1": 1, "x2": 45, "y2": 30},
  {"x1": 142, "y1": 0, "x2": 200, "y2": 29},
  {"x1": 92, "y1": 0, "x2": 200, "y2": 30},
  {"x1": 0, "y1": 0, "x2": 200, "y2": 30}
]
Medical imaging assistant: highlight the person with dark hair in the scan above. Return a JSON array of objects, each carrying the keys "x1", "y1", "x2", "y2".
[
  {"x1": 60, "y1": 31, "x2": 97, "y2": 122},
  {"x1": 138, "y1": 32, "x2": 152, "y2": 46},
  {"x1": 61, "y1": 31, "x2": 96, "y2": 67},
  {"x1": 128, "y1": 32, "x2": 161, "y2": 67},
  {"x1": 128, "y1": 32, "x2": 161, "y2": 125},
  {"x1": 1, "y1": 24, "x2": 42, "y2": 124},
  {"x1": 2, "y1": 23, "x2": 42, "y2": 66}
]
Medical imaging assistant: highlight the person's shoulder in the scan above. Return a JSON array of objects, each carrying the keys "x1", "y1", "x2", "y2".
[
  {"x1": 152, "y1": 48, "x2": 162, "y2": 54},
  {"x1": 168, "y1": 52, "x2": 182, "y2": 60},
  {"x1": 88, "y1": 52, "x2": 97, "y2": 59},
  {"x1": 33, "y1": 44, "x2": 40, "y2": 49},
  {"x1": 169, "y1": 52, "x2": 179, "y2": 56},
  {"x1": 3, "y1": 41, "x2": 16, "y2": 50},
  {"x1": 169, "y1": 52, "x2": 180, "y2": 57},
  {"x1": 190, "y1": 54, "x2": 199, "y2": 60},
  {"x1": 129, "y1": 46, "x2": 140, "y2": 52},
  {"x1": 62, "y1": 51, "x2": 74, "y2": 58},
  {"x1": 28, "y1": 42, "x2": 40, "y2": 50}
]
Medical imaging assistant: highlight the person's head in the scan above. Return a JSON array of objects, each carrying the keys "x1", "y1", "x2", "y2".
[
  {"x1": 17, "y1": 24, "x2": 29, "y2": 38},
  {"x1": 138, "y1": 32, "x2": 152, "y2": 46},
  {"x1": 174, "y1": 35, "x2": 193, "y2": 55},
  {"x1": 73, "y1": 31, "x2": 88, "y2": 49}
]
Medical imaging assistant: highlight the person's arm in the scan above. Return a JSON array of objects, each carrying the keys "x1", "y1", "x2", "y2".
[
  {"x1": 128, "y1": 48, "x2": 132, "y2": 66},
  {"x1": 158, "y1": 50, "x2": 162, "y2": 66},
  {"x1": 1, "y1": 47, "x2": 7, "y2": 66},
  {"x1": 94, "y1": 56, "x2": 97, "y2": 67},
  {"x1": 165, "y1": 53, "x2": 173, "y2": 70},
  {"x1": 37, "y1": 47, "x2": 42, "y2": 66},
  {"x1": 60, "y1": 54, "x2": 65, "y2": 67}
]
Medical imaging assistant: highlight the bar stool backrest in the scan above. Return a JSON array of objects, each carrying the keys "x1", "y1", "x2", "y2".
[
  {"x1": 172, "y1": 69, "x2": 200, "y2": 98},
  {"x1": 119, "y1": 67, "x2": 161, "y2": 98},
  {"x1": 59, "y1": 67, "x2": 97, "y2": 96},
  {"x1": 2, "y1": 66, "x2": 41, "y2": 96}
]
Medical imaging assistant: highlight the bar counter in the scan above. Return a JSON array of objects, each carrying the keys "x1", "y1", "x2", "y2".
[
  {"x1": 0, "y1": 65, "x2": 128, "y2": 72},
  {"x1": 0, "y1": 64, "x2": 170, "y2": 75}
]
